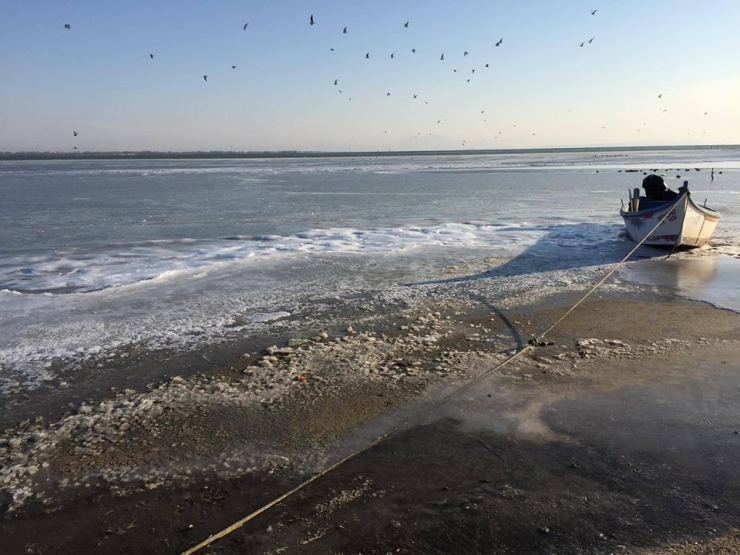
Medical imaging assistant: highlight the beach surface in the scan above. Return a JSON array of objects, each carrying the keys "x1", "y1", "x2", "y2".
[{"x1": 2, "y1": 260, "x2": 740, "y2": 555}]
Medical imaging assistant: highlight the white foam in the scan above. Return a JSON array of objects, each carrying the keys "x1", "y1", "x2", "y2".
[
  {"x1": 0, "y1": 223, "x2": 551, "y2": 294},
  {"x1": 251, "y1": 311, "x2": 291, "y2": 323}
]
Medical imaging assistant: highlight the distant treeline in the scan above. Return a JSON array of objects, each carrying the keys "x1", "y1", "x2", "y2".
[{"x1": 1, "y1": 145, "x2": 737, "y2": 161}]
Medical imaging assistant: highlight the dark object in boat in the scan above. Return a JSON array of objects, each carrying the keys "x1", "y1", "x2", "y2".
[{"x1": 642, "y1": 174, "x2": 678, "y2": 201}]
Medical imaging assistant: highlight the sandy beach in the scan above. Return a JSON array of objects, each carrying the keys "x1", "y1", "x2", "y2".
[{"x1": 2, "y1": 264, "x2": 740, "y2": 554}]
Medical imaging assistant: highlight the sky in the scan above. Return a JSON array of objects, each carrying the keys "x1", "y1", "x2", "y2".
[{"x1": 1, "y1": 1, "x2": 739, "y2": 152}]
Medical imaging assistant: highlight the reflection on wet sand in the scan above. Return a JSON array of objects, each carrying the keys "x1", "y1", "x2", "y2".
[{"x1": 620, "y1": 257, "x2": 740, "y2": 313}]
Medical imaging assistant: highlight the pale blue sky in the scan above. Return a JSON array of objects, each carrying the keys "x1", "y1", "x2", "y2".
[{"x1": 1, "y1": 1, "x2": 738, "y2": 152}]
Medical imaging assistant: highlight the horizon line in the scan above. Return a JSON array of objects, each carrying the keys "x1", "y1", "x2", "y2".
[{"x1": 2, "y1": 144, "x2": 740, "y2": 161}]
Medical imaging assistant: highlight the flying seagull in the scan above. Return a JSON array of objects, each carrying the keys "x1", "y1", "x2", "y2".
[
  {"x1": 411, "y1": 48, "x2": 416, "y2": 53},
  {"x1": 658, "y1": 94, "x2": 662, "y2": 98},
  {"x1": 243, "y1": 23, "x2": 249, "y2": 30},
  {"x1": 73, "y1": 131, "x2": 78, "y2": 136},
  {"x1": 231, "y1": 65, "x2": 237, "y2": 69},
  {"x1": 588, "y1": 37, "x2": 595, "y2": 43},
  {"x1": 390, "y1": 53, "x2": 394, "y2": 58},
  {"x1": 334, "y1": 79, "x2": 338, "y2": 85},
  {"x1": 440, "y1": 53, "x2": 444, "y2": 60},
  {"x1": 366, "y1": 53, "x2": 369, "y2": 58},
  {"x1": 495, "y1": 38, "x2": 503, "y2": 46},
  {"x1": 64, "y1": 24, "x2": 71, "y2": 29},
  {"x1": 591, "y1": 9, "x2": 597, "y2": 15},
  {"x1": 343, "y1": 26, "x2": 347, "y2": 33},
  {"x1": 404, "y1": 21, "x2": 409, "y2": 28},
  {"x1": 203, "y1": 75, "x2": 208, "y2": 81},
  {"x1": 150, "y1": 53, "x2": 154, "y2": 59},
  {"x1": 464, "y1": 51, "x2": 468, "y2": 56},
  {"x1": 310, "y1": 14, "x2": 314, "y2": 25},
  {"x1": 579, "y1": 42, "x2": 584, "y2": 47}
]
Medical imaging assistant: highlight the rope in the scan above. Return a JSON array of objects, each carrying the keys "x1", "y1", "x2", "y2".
[
  {"x1": 535, "y1": 193, "x2": 685, "y2": 343},
  {"x1": 181, "y1": 346, "x2": 533, "y2": 554},
  {"x1": 181, "y1": 194, "x2": 683, "y2": 554}
]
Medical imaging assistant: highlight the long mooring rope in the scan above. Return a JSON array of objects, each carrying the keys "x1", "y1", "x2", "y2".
[
  {"x1": 181, "y1": 196, "x2": 682, "y2": 555},
  {"x1": 536, "y1": 194, "x2": 687, "y2": 342}
]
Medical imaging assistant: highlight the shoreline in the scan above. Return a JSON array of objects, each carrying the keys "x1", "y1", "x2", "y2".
[
  {"x1": 2, "y1": 144, "x2": 739, "y2": 162},
  {"x1": 2, "y1": 284, "x2": 740, "y2": 554}
]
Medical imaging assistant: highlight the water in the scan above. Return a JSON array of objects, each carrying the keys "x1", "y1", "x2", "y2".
[{"x1": 2, "y1": 148, "x2": 739, "y2": 393}]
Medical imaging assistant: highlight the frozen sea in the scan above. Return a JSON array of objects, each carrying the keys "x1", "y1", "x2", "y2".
[{"x1": 1, "y1": 147, "x2": 739, "y2": 395}]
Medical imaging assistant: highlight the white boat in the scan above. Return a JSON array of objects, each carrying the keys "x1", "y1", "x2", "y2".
[{"x1": 620, "y1": 181, "x2": 720, "y2": 247}]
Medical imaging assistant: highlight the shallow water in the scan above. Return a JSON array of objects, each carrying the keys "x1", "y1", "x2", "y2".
[
  {"x1": 620, "y1": 257, "x2": 740, "y2": 313},
  {"x1": 1, "y1": 148, "x2": 739, "y2": 394}
]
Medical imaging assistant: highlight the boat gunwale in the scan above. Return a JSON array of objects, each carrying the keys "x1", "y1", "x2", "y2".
[{"x1": 619, "y1": 192, "x2": 720, "y2": 221}]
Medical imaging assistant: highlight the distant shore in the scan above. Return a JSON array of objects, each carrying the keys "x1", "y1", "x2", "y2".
[{"x1": 2, "y1": 144, "x2": 739, "y2": 161}]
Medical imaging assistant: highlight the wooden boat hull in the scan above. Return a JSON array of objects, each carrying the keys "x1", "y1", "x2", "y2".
[{"x1": 620, "y1": 193, "x2": 720, "y2": 247}]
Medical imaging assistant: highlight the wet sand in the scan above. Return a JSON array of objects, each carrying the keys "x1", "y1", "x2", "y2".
[{"x1": 2, "y1": 286, "x2": 740, "y2": 554}]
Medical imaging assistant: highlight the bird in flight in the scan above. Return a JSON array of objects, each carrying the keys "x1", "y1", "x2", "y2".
[
  {"x1": 343, "y1": 26, "x2": 347, "y2": 33},
  {"x1": 579, "y1": 42, "x2": 584, "y2": 47},
  {"x1": 387, "y1": 92, "x2": 391, "y2": 97},
  {"x1": 588, "y1": 37, "x2": 595, "y2": 43},
  {"x1": 440, "y1": 53, "x2": 444, "y2": 60},
  {"x1": 404, "y1": 21, "x2": 409, "y2": 28},
  {"x1": 310, "y1": 14, "x2": 315, "y2": 25},
  {"x1": 591, "y1": 9, "x2": 598, "y2": 15},
  {"x1": 411, "y1": 48, "x2": 416, "y2": 54},
  {"x1": 658, "y1": 94, "x2": 662, "y2": 98},
  {"x1": 495, "y1": 38, "x2": 503, "y2": 46},
  {"x1": 64, "y1": 24, "x2": 71, "y2": 29},
  {"x1": 390, "y1": 53, "x2": 394, "y2": 58},
  {"x1": 203, "y1": 75, "x2": 208, "y2": 81},
  {"x1": 485, "y1": 63, "x2": 489, "y2": 67},
  {"x1": 231, "y1": 65, "x2": 237, "y2": 69},
  {"x1": 464, "y1": 51, "x2": 468, "y2": 56},
  {"x1": 334, "y1": 79, "x2": 338, "y2": 85},
  {"x1": 413, "y1": 94, "x2": 417, "y2": 99},
  {"x1": 73, "y1": 131, "x2": 78, "y2": 136},
  {"x1": 150, "y1": 53, "x2": 154, "y2": 59},
  {"x1": 366, "y1": 53, "x2": 370, "y2": 58},
  {"x1": 243, "y1": 23, "x2": 249, "y2": 30}
]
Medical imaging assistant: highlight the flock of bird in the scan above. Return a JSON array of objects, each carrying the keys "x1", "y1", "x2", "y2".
[
  {"x1": 60, "y1": 9, "x2": 710, "y2": 150},
  {"x1": 301, "y1": 11, "x2": 595, "y2": 146},
  {"x1": 59, "y1": 11, "x2": 597, "y2": 148}
]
